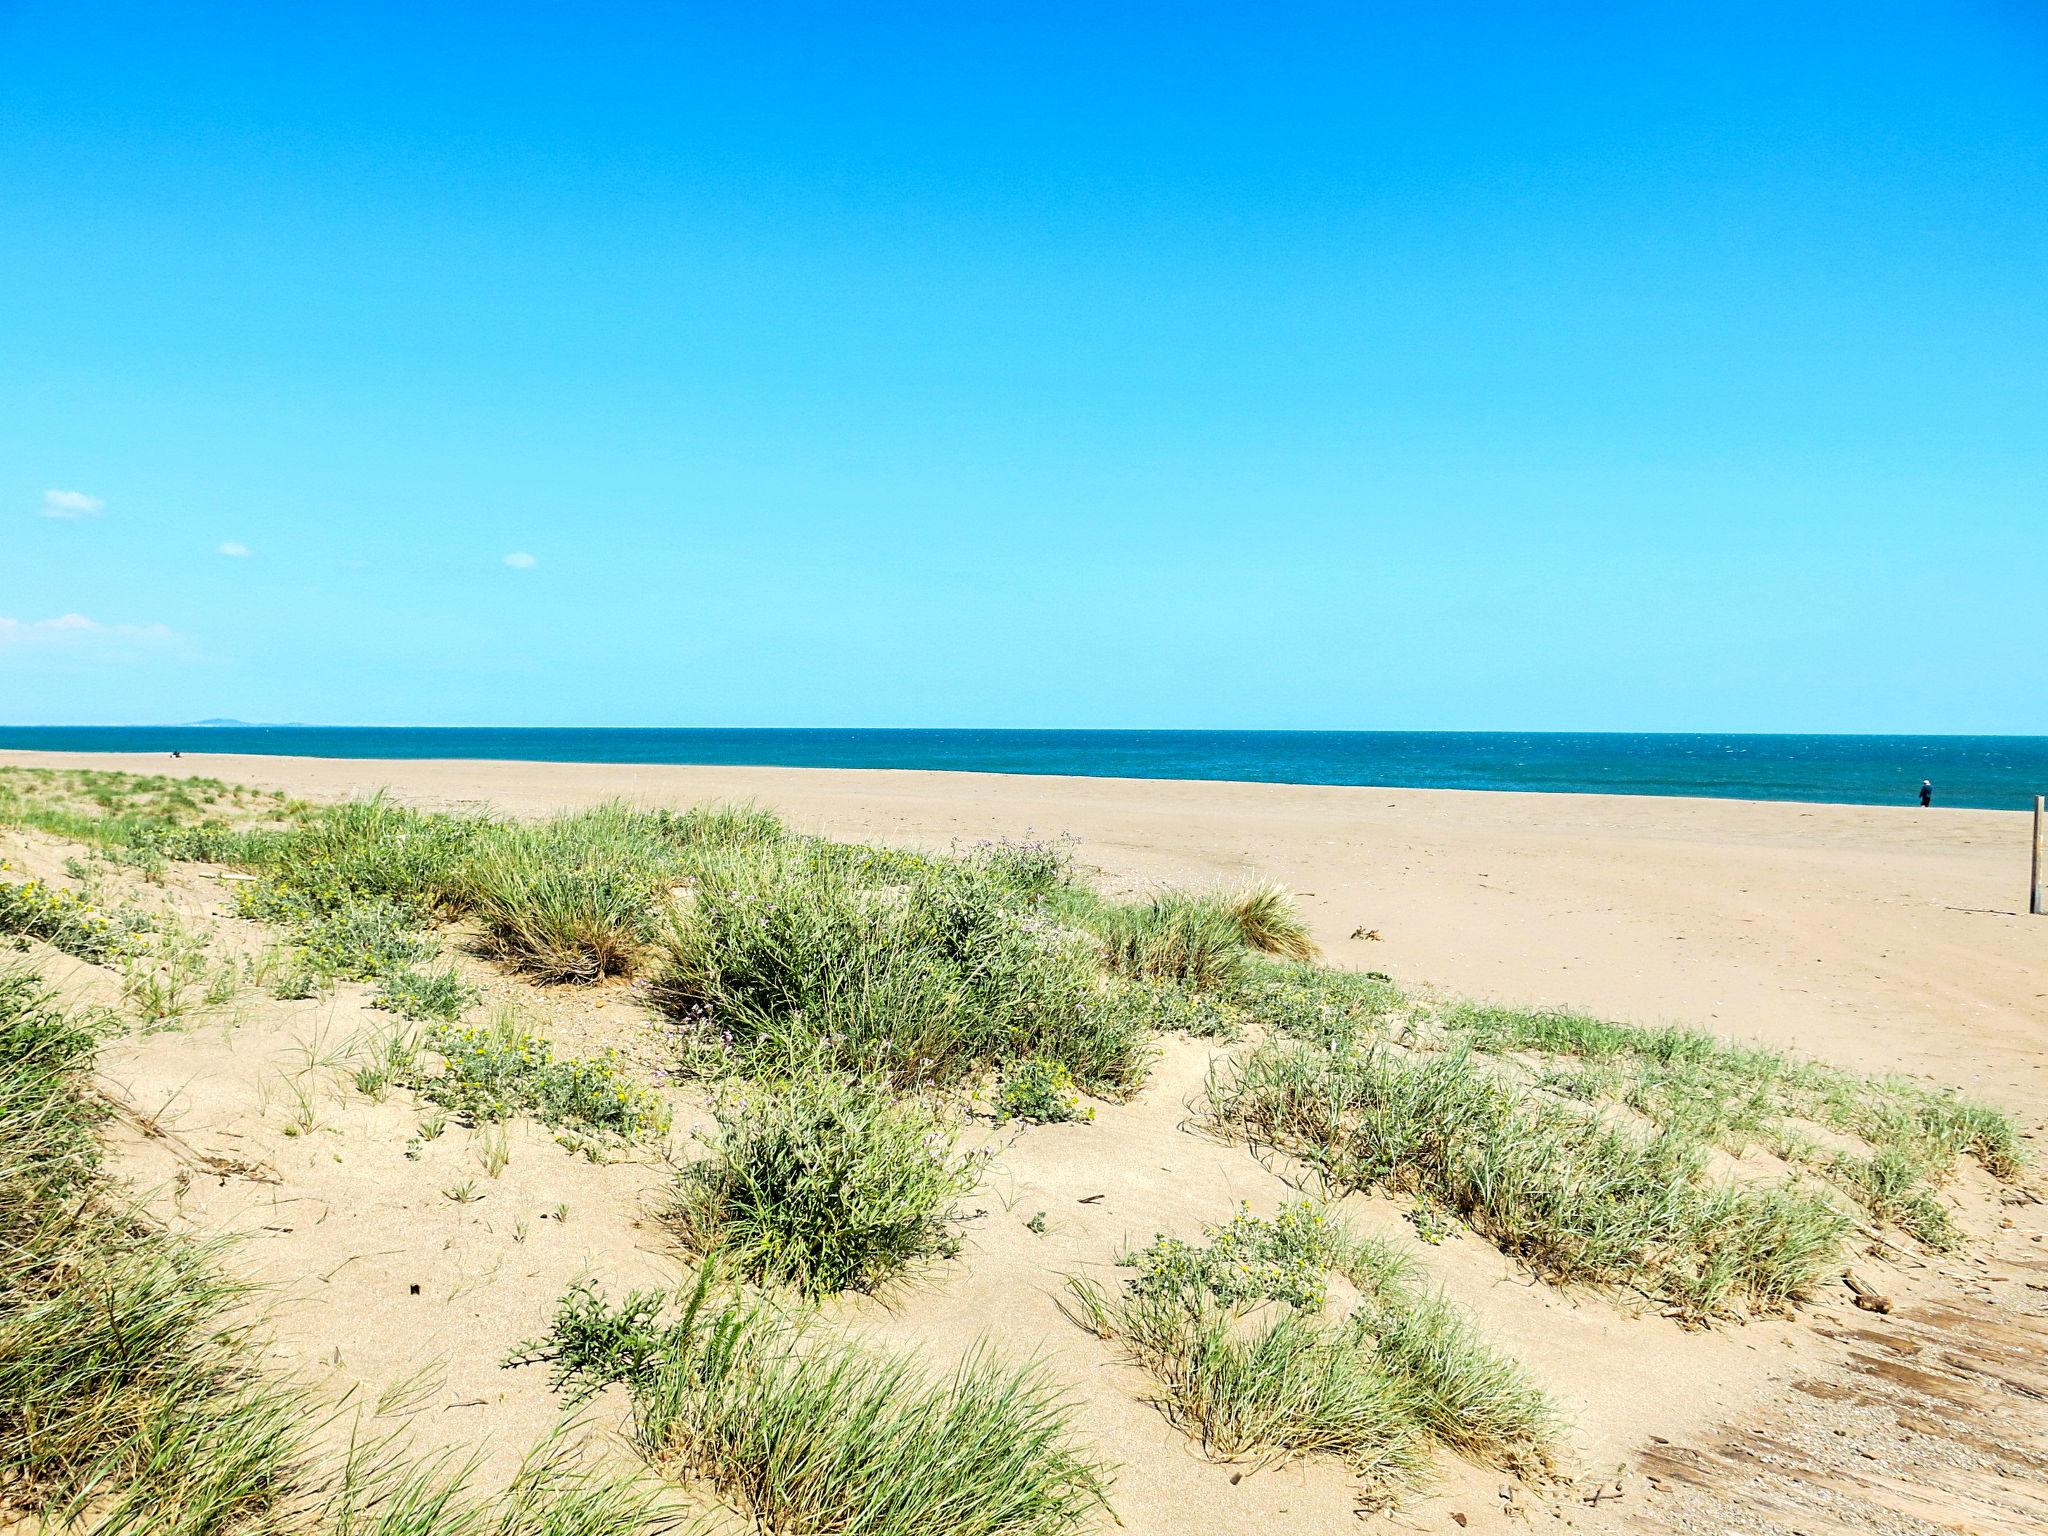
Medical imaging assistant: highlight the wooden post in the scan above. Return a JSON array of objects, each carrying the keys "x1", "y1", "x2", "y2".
[{"x1": 2034, "y1": 796, "x2": 2046, "y2": 917}]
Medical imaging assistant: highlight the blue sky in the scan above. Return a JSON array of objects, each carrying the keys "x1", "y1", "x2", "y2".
[{"x1": 5, "y1": 1, "x2": 2045, "y2": 730}]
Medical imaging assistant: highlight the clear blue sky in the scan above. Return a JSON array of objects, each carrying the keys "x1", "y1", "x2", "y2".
[{"x1": 5, "y1": 2, "x2": 2045, "y2": 731}]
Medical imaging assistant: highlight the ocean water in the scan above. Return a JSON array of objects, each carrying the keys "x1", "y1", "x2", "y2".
[{"x1": 1, "y1": 726, "x2": 2045, "y2": 811}]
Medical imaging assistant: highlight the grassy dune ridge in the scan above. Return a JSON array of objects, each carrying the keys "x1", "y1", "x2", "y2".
[{"x1": 0, "y1": 764, "x2": 2030, "y2": 1526}]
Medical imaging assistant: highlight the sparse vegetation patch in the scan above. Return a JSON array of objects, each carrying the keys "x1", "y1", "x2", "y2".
[
  {"x1": 1069, "y1": 1203, "x2": 1553, "y2": 1504},
  {"x1": 512, "y1": 1273, "x2": 1114, "y2": 1536},
  {"x1": 1209, "y1": 1040, "x2": 1851, "y2": 1320},
  {"x1": 406, "y1": 1011, "x2": 669, "y2": 1142}
]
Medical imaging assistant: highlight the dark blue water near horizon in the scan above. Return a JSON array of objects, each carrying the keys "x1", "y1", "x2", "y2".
[{"x1": 2, "y1": 726, "x2": 2045, "y2": 811}]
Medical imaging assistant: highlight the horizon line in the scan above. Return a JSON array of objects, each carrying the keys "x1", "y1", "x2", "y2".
[{"x1": 4, "y1": 724, "x2": 2047, "y2": 741}]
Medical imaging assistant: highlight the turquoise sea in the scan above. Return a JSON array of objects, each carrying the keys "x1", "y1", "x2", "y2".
[{"x1": 1, "y1": 727, "x2": 2044, "y2": 811}]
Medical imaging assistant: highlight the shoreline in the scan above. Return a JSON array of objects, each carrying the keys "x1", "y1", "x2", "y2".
[
  {"x1": 8, "y1": 746, "x2": 2046, "y2": 1115},
  {"x1": 0, "y1": 743, "x2": 2025, "y2": 817},
  {"x1": 1, "y1": 729, "x2": 2040, "y2": 811}
]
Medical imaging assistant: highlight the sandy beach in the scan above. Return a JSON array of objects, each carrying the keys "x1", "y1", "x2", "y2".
[
  {"x1": 11, "y1": 746, "x2": 2044, "y2": 1111},
  {"x1": 5, "y1": 748, "x2": 2045, "y2": 1535}
]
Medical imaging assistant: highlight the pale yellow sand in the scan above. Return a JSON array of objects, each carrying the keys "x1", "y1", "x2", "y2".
[{"x1": 6, "y1": 748, "x2": 2045, "y2": 1534}]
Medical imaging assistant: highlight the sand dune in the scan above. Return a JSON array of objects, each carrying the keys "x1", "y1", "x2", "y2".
[
  {"x1": 11, "y1": 747, "x2": 2042, "y2": 1110},
  {"x1": 5, "y1": 747, "x2": 2044, "y2": 1534}
]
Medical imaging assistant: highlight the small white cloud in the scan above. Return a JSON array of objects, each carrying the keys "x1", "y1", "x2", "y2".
[
  {"x1": 503, "y1": 551, "x2": 537, "y2": 569},
  {"x1": 217, "y1": 541, "x2": 252, "y2": 558},
  {"x1": 0, "y1": 612, "x2": 177, "y2": 647},
  {"x1": 38, "y1": 489, "x2": 105, "y2": 520}
]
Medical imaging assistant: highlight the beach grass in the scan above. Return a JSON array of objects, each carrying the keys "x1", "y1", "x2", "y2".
[
  {"x1": 0, "y1": 962, "x2": 307, "y2": 1532},
  {"x1": 1207, "y1": 1039, "x2": 1853, "y2": 1320},
  {"x1": 512, "y1": 1271, "x2": 1114, "y2": 1536},
  {"x1": 461, "y1": 804, "x2": 678, "y2": 982},
  {"x1": 1, "y1": 766, "x2": 2025, "y2": 1337},
  {"x1": 1090, "y1": 891, "x2": 1255, "y2": 990},
  {"x1": 1068, "y1": 1203, "x2": 1553, "y2": 1502},
  {"x1": 0, "y1": 957, "x2": 683, "y2": 1535},
  {"x1": 651, "y1": 846, "x2": 1149, "y2": 1091},
  {"x1": 1442, "y1": 1002, "x2": 2023, "y2": 1235}
]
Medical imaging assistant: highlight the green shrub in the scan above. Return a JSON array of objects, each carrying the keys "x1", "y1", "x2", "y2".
[
  {"x1": 1104, "y1": 976, "x2": 1244, "y2": 1040},
  {"x1": 232, "y1": 795, "x2": 482, "y2": 918},
  {"x1": 993, "y1": 1056, "x2": 1092, "y2": 1125},
  {"x1": 966, "y1": 836, "x2": 1077, "y2": 897},
  {"x1": 672, "y1": 1069, "x2": 982, "y2": 1296},
  {"x1": 1226, "y1": 961, "x2": 1404, "y2": 1045},
  {"x1": 511, "y1": 1275, "x2": 1114, "y2": 1536}
]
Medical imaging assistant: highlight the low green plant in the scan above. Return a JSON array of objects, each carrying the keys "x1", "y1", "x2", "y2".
[
  {"x1": 1102, "y1": 976, "x2": 1245, "y2": 1040},
  {"x1": 510, "y1": 1274, "x2": 1114, "y2": 1536},
  {"x1": 0, "y1": 768, "x2": 294, "y2": 868},
  {"x1": 1123, "y1": 1202, "x2": 1337, "y2": 1310},
  {"x1": 289, "y1": 897, "x2": 437, "y2": 984},
  {"x1": 1444, "y1": 1001, "x2": 2024, "y2": 1232},
  {"x1": 119, "y1": 916, "x2": 241, "y2": 1027},
  {"x1": 672, "y1": 1068, "x2": 982, "y2": 1296},
  {"x1": 1828, "y1": 1147, "x2": 1958, "y2": 1249},
  {"x1": 649, "y1": 799, "x2": 789, "y2": 856},
  {"x1": 993, "y1": 1056, "x2": 1092, "y2": 1124},
  {"x1": 231, "y1": 794, "x2": 482, "y2": 919},
  {"x1": 1225, "y1": 961, "x2": 1405, "y2": 1046},
  {"x1": 373, "y1": 964, "x2": 478, "y2": 1023},
  {"x1": 409, "y1": 1012, "x2": 668, "y2": 1141},
  {"x1": 964, "y1": 836, "x2": 1077, "y2": 897},
  {"x1": 0, "y1": 955, "x2": 683, "y2": 1536},
  {"x1": 321, "y1": 1433, "x2": 684, "y2": 1536},
  {"x1": 476, "y1": 1125, "x2": 511, "y2": 1178},
  {"x1": 0, "y1": 864, "x2": 151, "y2": 964}
]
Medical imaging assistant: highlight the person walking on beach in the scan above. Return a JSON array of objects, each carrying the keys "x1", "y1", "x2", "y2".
[{"x1": 1919, "y1": 779, "x2": 1933, "y2": 808}]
